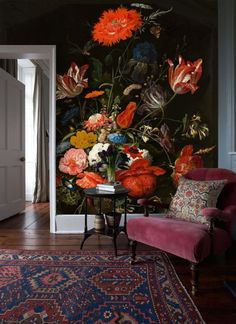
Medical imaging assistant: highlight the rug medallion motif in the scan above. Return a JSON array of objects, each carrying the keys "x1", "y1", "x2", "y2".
[{"x1": 0, "y1": 250, "x2": 204, "y2": 323}]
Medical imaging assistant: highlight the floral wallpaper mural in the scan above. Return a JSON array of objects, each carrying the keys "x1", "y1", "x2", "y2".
[{"x1": 56, "y1": 3, "x2": 214, "y2": 214}]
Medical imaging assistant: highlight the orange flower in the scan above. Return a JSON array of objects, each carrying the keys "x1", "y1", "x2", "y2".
[
  {"x1": 116, "y1": 102, "x2": 137, "y2": 129},
  {"x1": 117, "y1": 159, "x2": 166, "y2": 198},
  {"x1": 85, "y1": 90, "x2": 105, "y2": 99},
  {"x1": 76, "y1": 172, "x2": 106, "y2": 188},
  {"x1": 92, "y1": 7, "x2": 142, "y2": 46},
  {"x1": 56, "y1": 63, "x2": 89, "y2": 100},
  {"x1": 172, "y1": 145, "x2": 203, "y2": 185},
  {"x1": 167, "y1": 56, "x2": 202, "y2": 94}
]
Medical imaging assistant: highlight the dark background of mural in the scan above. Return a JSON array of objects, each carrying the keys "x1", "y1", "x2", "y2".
[{"x1": 0, "y1": 0, "x2": 218, "y2": 213}]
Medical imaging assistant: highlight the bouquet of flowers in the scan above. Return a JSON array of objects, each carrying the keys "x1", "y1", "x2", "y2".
[{"x1": 56, "y1": 3, "x2": 213, "y2": 213}]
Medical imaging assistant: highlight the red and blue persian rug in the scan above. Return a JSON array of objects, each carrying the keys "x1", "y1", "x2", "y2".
[{"x1": 0, "y1": 249, "x2": 204, "y2": 323}]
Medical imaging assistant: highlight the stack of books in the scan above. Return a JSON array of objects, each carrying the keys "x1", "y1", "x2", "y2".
[{"x1": 96, "y1": 182, "x2": 125, "y2": 193}]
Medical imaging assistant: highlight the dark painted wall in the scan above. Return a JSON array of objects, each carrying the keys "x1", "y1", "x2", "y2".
[
  {"x1": 3, "y1": 3, "x2": 217, "y2": 163},
  {"x1": 0, "y1": 1, "x2": 218, "y2": 212}
]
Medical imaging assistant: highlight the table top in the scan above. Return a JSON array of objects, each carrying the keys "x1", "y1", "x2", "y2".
[{"x1": 84, "y1": 187, "x2": 129, "y2": 197}]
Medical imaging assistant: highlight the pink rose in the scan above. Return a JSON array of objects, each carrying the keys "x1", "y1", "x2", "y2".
[{"x1": 59, "y1": 148, "x2": 88, "y2": 175}]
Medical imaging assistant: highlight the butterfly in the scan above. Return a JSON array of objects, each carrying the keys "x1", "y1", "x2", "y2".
[
  {"x1": 69, "y1": 40, "x2": 96, "y2": 56},
  {"x1": 62, "y1": 178, "x2": 76, "y2": 191}
]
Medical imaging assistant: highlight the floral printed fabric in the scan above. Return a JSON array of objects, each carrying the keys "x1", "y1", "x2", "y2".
[{"x1": 167, "y1": 177, "x2": 227, "y2": 224}]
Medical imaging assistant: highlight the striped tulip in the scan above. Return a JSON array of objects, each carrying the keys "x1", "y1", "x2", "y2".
[{"x1": 167, "y1": 56, "x2": 202, "y2": 95}]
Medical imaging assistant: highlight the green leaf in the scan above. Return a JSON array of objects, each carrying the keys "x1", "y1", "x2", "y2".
[
  {"x1": 104, "y1": 54, "x2": 113, "y2": 66},
  {"x1": 99, "y1": 83, "x2": 113, "y2": 88},
  {"x1": 182, "y1": 114, "x2": 189, "y2": 132},
  {"x1": 61, "y1": 131, "x2": 76, "y2": 142},
  {"x1": 126, "y1": 132, "x2": 135, "y2": 142},
  {"x1": 113, "y1": 96, "x2": 120, "y2": 105},
  {"x1": 90, "y1": 57, "x2": 103, "y2": 83}
]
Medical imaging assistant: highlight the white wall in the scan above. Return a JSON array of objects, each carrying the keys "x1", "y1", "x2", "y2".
[{"x1": 218, "y1": 0, "x2": 236, "y2": 171}]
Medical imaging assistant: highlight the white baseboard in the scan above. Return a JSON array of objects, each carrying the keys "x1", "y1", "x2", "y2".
[{"x1": 55, "y1": 213, "x2": 165, "y2": 234}]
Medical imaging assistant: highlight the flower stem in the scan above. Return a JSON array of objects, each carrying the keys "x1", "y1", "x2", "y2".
[
  {"x1": 125, "y1": 127, "x2": 173, "y2": 165},
  {"x1": 133, "y1": 92, "x2": 177, "y2": 129},
  {"x1": 107, "y1": 34, "x2": 136, "y2": 112}
]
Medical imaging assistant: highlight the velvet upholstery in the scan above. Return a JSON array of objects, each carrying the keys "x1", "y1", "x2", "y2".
[
  {"x1": 127, "y1": 217, "x2": 231, "y2": 263},
  {"x1": 127, "y1": 168, "x2": 236, "y2": 264}
]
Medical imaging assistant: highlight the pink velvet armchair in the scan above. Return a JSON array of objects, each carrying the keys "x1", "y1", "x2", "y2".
[{"x1": 127, "y1": 168, "x2": 236, "y2": 295}]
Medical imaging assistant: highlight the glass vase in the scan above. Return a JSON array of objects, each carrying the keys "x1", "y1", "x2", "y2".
[{"x1": 107, "y1": 165, "x2": 116, "y2": 184}]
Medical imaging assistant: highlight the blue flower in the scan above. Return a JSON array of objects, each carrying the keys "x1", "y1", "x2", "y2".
[
  {"x1": 108, "y1": 133, "x2": 127, "y2": 144},
  {"x1": 56, "y1": 141, "x2": 71, "y2": 154},
  {"x1": 60, "y1": 107, "x2": 80, "y2": 126},
  {"x1": 133, "y1": 42, "x2": 157, "y2": 64}
]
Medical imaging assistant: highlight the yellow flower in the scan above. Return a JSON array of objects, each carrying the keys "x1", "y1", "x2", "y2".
[{"x1": 70, "y1": 130, "x2": 97, "y2": 149}]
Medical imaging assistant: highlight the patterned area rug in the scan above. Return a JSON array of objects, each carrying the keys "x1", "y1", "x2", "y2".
[{"x1": 0, "y1": 249, "x2": 204, "y2": 323}]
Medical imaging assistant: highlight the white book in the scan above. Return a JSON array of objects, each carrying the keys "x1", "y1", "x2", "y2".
[
  {"x1": 96, "y1": 184, "x2": 126, "y2": 193},
  {"x1": 97, "y1": 182, "x2": 122, "y2": 190}
]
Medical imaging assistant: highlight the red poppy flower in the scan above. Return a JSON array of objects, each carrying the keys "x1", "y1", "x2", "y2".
[
  {"x1": 92, "y1": 8, "x2": 142, "y2": 46},
  {"x1": 116, "y1": 102, "x2": 137, "y2": 129},
  {"x1": 172, "y1": 145, "x2": 203, "y2": 185},
  {"x1": 123, "y1": 145, "x2": 143, "y2": 159},
  {"x1": 76, "y1": 172, "x2": 106, "y2": 189},
  {"x1": 167, "y1": 56, "x2": 202, "y2": 94},
  {"x1": 117, "y1": 159, "x2": 166, "y2": 198}
]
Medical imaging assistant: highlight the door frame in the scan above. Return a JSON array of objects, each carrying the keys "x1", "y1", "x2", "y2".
[{"x1": 0, "y1": 45, "x2": 56, "y2": 233}]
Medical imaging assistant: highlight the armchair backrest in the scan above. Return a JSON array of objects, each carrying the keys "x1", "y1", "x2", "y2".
[{"x1": 185, "y1": 168, "x2": 236, "y2": 209}]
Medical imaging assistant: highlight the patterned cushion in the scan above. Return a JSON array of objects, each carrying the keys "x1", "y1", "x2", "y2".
[{"x1": 167, "y1": 177, "x2": 227, "y2": 224}]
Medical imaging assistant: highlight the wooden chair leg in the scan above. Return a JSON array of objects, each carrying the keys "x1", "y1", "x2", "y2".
[
  {"x1": 130, "y1": 240, "x2": 138, "y2": 265},
  {"x1": 190, "y1": 262, "x2": 199, "y2": 296}
]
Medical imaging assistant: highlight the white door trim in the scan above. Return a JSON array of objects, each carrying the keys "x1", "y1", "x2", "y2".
[{"x1": 0, "y1": 45, "x2": 56, "y2": 233}]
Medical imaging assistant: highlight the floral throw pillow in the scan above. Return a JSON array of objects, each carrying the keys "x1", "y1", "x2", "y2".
[{"x1": 167, "y1": 177, "x2": 227, "y2": 224}]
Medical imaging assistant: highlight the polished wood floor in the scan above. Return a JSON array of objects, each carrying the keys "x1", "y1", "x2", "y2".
[{"x1": 0, "y1": 202, "x2": 236, "y2": 323}]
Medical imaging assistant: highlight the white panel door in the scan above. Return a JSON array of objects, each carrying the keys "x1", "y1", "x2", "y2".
[{"x1": 0, "y1": 67, "x2": 25, "y2": 221}]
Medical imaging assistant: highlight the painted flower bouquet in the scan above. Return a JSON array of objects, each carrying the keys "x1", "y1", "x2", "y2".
[{"x1": 56, "y1": 3, "x2": 213, "y2": 213}]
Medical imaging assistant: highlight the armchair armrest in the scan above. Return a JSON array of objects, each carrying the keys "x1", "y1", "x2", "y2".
[
  {"x1": 137, "y1": 199, "x2": 170, "y2": 217},
  {"x1": 224, "y1": 205, "x2": 236, "y2": 215},
  {"x1": 202, "y1": 206, "x2": 236, "y2": 222},
  {"x1": 202, "y1": 206, "x2": 236, "y2": 234},
  {"x1": 202, "y1": 208, "x2": 225, "y2": 220},
  {"x1": 202, "y1": 208, "x2": 226, "y2": 234}
]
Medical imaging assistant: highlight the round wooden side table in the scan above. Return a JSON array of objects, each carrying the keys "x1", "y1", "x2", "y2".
[{"x1": 80, "y1": 187, "x2": 129, "y2": 257}]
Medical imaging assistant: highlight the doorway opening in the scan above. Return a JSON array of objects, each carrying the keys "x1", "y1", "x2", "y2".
[
  {"x1": 0, "y1": 45, "x2": 56, "y2": 233},
  {"x1": 18, "y1": 59, "x2": 36, "y2": 202},
  {"x1": 17, "y1": 59, "x2": 49, "y2": 203}
]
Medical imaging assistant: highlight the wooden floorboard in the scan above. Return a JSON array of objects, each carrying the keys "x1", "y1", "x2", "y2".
[{"x1": 0, "y1": 203, "x2": 236, "y2": 323}]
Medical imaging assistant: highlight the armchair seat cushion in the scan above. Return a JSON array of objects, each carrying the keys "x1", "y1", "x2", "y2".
[{"x1": 127, "y1": 217, "x2": 231, "y2": 263}]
